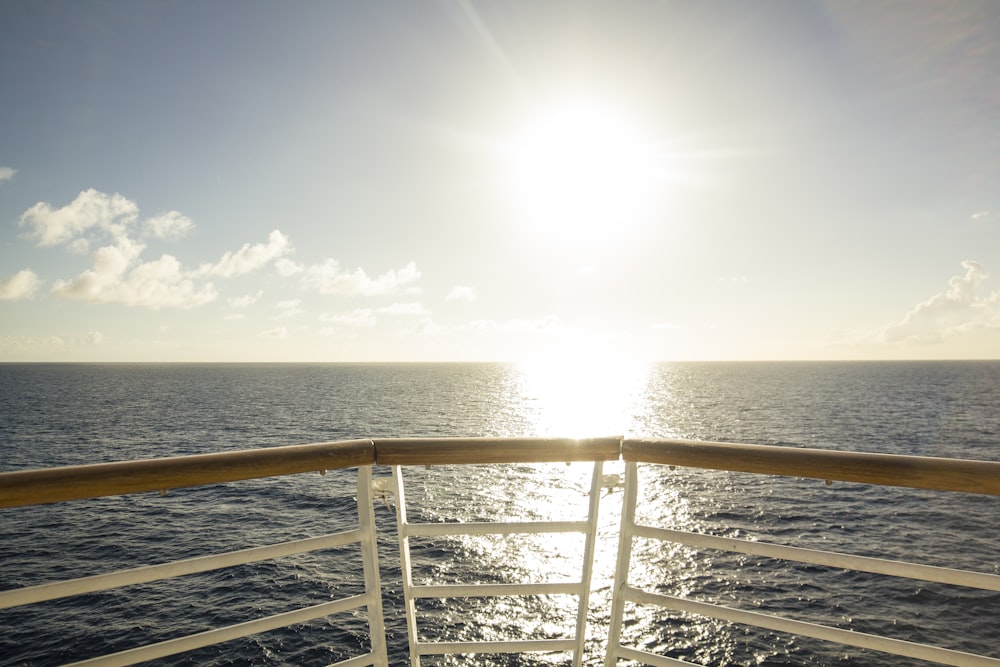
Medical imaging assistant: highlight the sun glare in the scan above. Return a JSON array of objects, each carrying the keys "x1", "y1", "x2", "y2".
[
  {"x1": 513, "y1": 352, "x2": 652, "y2": 437},
  {"x1": 508, "y1": 99, "x2": 661, "y2": 247}
]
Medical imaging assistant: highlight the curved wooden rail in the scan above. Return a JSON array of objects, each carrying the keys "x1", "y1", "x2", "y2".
[
  {"x1": 373, "y1": 436, "x2": 622, "y2": 466},
  {"x1": 625, "y1": 438, "x2": 1000, "y2": 496},
  {"x1": 2, "y1": 436, "x2": 998, "y2": 509},
  {"x1": 0, "y1": 439, "x2": 376, "y2": 509}
]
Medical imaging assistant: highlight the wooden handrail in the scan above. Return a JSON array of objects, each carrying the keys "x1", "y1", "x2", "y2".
[
  {"x1": 624, "y1": 438, "x2": 1000, "y2": 496},
  {"x1": 372, "y1": 437, "x2": 622, "y2": 466},
  {"x1": 2, "y1": 436, "x2": 998, "y2": 509},
  {"x1": 0, "y1": 439, "x2": 376, "y2": 509}
]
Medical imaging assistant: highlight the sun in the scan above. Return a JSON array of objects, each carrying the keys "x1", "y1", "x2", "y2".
[{"x1": 507, "y1": 98, "x2": 661, "y2": 248}]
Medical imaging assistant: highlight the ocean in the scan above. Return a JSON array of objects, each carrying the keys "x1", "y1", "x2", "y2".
[{"x1": 0, "y1": 361, "x2": 998, "y2": 666}]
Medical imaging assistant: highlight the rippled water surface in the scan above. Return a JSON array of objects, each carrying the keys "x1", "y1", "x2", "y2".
[{"x1": 1, "y1": 361, "x2": 998, "y2": 666}]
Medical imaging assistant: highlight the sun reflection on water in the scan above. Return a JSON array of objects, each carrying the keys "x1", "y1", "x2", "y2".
[
  {"x1": 395, "y1": 362, "x2": 767, "y2": 664},
  {"x1": 505, "y1": 356, "x2": 653, "y2": 437},
  {"x1": 397, "y1": 456, "x2": 728, "y2": 665}
]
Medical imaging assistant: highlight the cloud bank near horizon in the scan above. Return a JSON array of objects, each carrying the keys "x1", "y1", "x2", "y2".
[{"x1": 879, "y1": 260, "x2": 999, "y2": 346}]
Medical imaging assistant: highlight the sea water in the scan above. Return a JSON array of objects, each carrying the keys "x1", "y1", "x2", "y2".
[{"x1": 0, "y1": 361, "x2": 998, "y2": 665}]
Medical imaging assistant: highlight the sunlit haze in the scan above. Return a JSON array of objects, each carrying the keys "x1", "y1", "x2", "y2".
[{"x1": 2, "y1": 2, "x2": 999, "y2": 361}]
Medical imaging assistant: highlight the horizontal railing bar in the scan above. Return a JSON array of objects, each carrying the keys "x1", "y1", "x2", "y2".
[
  {"x1": 64, "y1": 594, "x2": 375, "y2": 667},
  {"x1": 0, "y1": 530, "x2": 363, "y2": 610},
  {"x1": 373, "y1": 437, "x2": 622, "y2": 466},
  {"x1": 625, "y1": 438, "x2": 1000, "y2": 496},
  {"x1": 634, "y1": 526, "x2": 1000, "y2": 591},
  {"x1": 403, "y1": 520, "x2": 588, "y2": 537},
  {"x1": 625, "y1": 587, "x2": 1000, "y2": 667},
  {"x1": 411, "y1": 582, "x2": 582, "y2": 598},
  {"x1": 329, "y1": 653, "x2": 379, "y2": 667},
  {"x1": 415, "y1": 638, "x2": 577, "y2": 655},
  {"x1": 613, "y1": 645, "x2": 701, "y2": 666},
  {"x1": 0, "y1": 440, "x2": 376, "y2": 508}
]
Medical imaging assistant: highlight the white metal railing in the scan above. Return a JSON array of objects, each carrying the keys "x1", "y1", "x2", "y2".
[
  {"x1": 0, "y1": 465, "x2": 388, "y2": 667},
  {"x1": 604, "y1": 460, "x2": 1000, "y2": 667},
  {"x1": 387, "y1": 461, "x2": 607, "y2": 666},
  {"x1": 1, "y1": 437, "x2": 999, "y2": 666}
]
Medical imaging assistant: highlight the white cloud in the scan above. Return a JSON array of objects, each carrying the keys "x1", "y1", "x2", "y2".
[
  {"x1": 0, "y1": 167, "x2": 16, "y2": 184},
  {"x1": 52, "y1": 237, "x2": 218, "y2": 309},
  {"x1": 20, "y1": 189, "x2": 139, "y2": 247},
  {"x1": 879, "y1": 260, "x2": 1000, "y2": 344},
  {"x1": 446, "y1": 285, "x2": 477, "y2": 302},
  {"x1": 14, "y1": 190, "x2": 220, "y2": 308},
  {"x1": 0, "y1": 269, "x2": 42, "y2": 300},
  {"x1": 194, "y1": 230, "x2": 292, "y2": 277},
  {"x1": 144, "y1": 211, "x2": 194, "y2": 240},
  {"x1": 30, "y1": 209, "x2": 288, "y2": 308},
  {"x1": 301, "y1": 260, "x2": 421, "y2": 296},
  {"x1": 971, "y1": 210, "x2": 991, "y2": 220},
  {"x1": 228, "y1": 290, "x2": 263, "y2": 308}
]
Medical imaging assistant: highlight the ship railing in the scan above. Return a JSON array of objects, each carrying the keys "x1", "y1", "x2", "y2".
[
  {"x1": 1, "y1": 437, "x2": 999, "y2": 667},
  {"x1": 0, "y1": 440, "x2": 388, "y2": 667},
  {"x1": 377, "y1": 438, "x2": 620, "y2": 667},
  {"x1": 607, "y1": 439, "x2": 1000, "y2": 667}
]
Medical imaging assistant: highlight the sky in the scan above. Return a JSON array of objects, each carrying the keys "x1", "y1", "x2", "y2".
[{"x1": 1, "y1": 0, "x2": 999, "y2": 362}]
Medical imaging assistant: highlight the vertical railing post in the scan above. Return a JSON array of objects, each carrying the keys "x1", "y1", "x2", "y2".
[
  {"x1": 573, "y1": 461, "x2": 605, "y2": 666},
  {"x1": 391, "y1": 465, "x2": 421, "y2": 667},
  {"x1": 605, "y1": 461, "x2": 639, "y2": 667},
  {"x1": 356, "y1": 465, "x2": 389, "y2": 666}
]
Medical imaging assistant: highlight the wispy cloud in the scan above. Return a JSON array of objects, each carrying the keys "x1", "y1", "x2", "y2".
[
  {"x1": 0, "y1": 167, "x2": 16, "y2": 184},
  {"x1": 971, "y1": 210, "x2": 992, "y2": 221},
  {"x1": 319, "y1": 301, "x2": 431, "y2": 329},
  {"x1": 0, "y1": 269, "x2": 41, "y2": 300},
  {"x1": 879, "y1": 260, "x2": 1000, "y2": 344},
  {"x1": 320, "y1": 308, "x2": 377, "y2": 328},
  {"x1": 300, "y1": 260, "x2": 421, "y2": 296},
  {"x1": 228, "y1": 290, "x2": 263, "y2": 308},
  {"x1": 0, "y1": 331, "x2": 105, "y2": 354},
  {"x1": 446, "y1": 285, "x2": 477, "y2": 302},
  {"x1": 274, "y1": 299, "x2": 304, "y2": 319},
  {"x1": 193, "y1": 230, "x2": 291, "y2": 278},
  {"x1": 143, "y1": 211, "x2": 194, "y2": 240}
]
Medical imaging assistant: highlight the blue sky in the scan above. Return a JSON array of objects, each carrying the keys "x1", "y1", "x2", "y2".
[{"x1": 1, "y1": 1, "x2": 999, "y2": 361}]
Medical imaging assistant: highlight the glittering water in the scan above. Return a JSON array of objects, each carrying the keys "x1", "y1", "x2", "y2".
[{"x1": 1, "y1": 361, "x2": 998, "y2": 666}]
